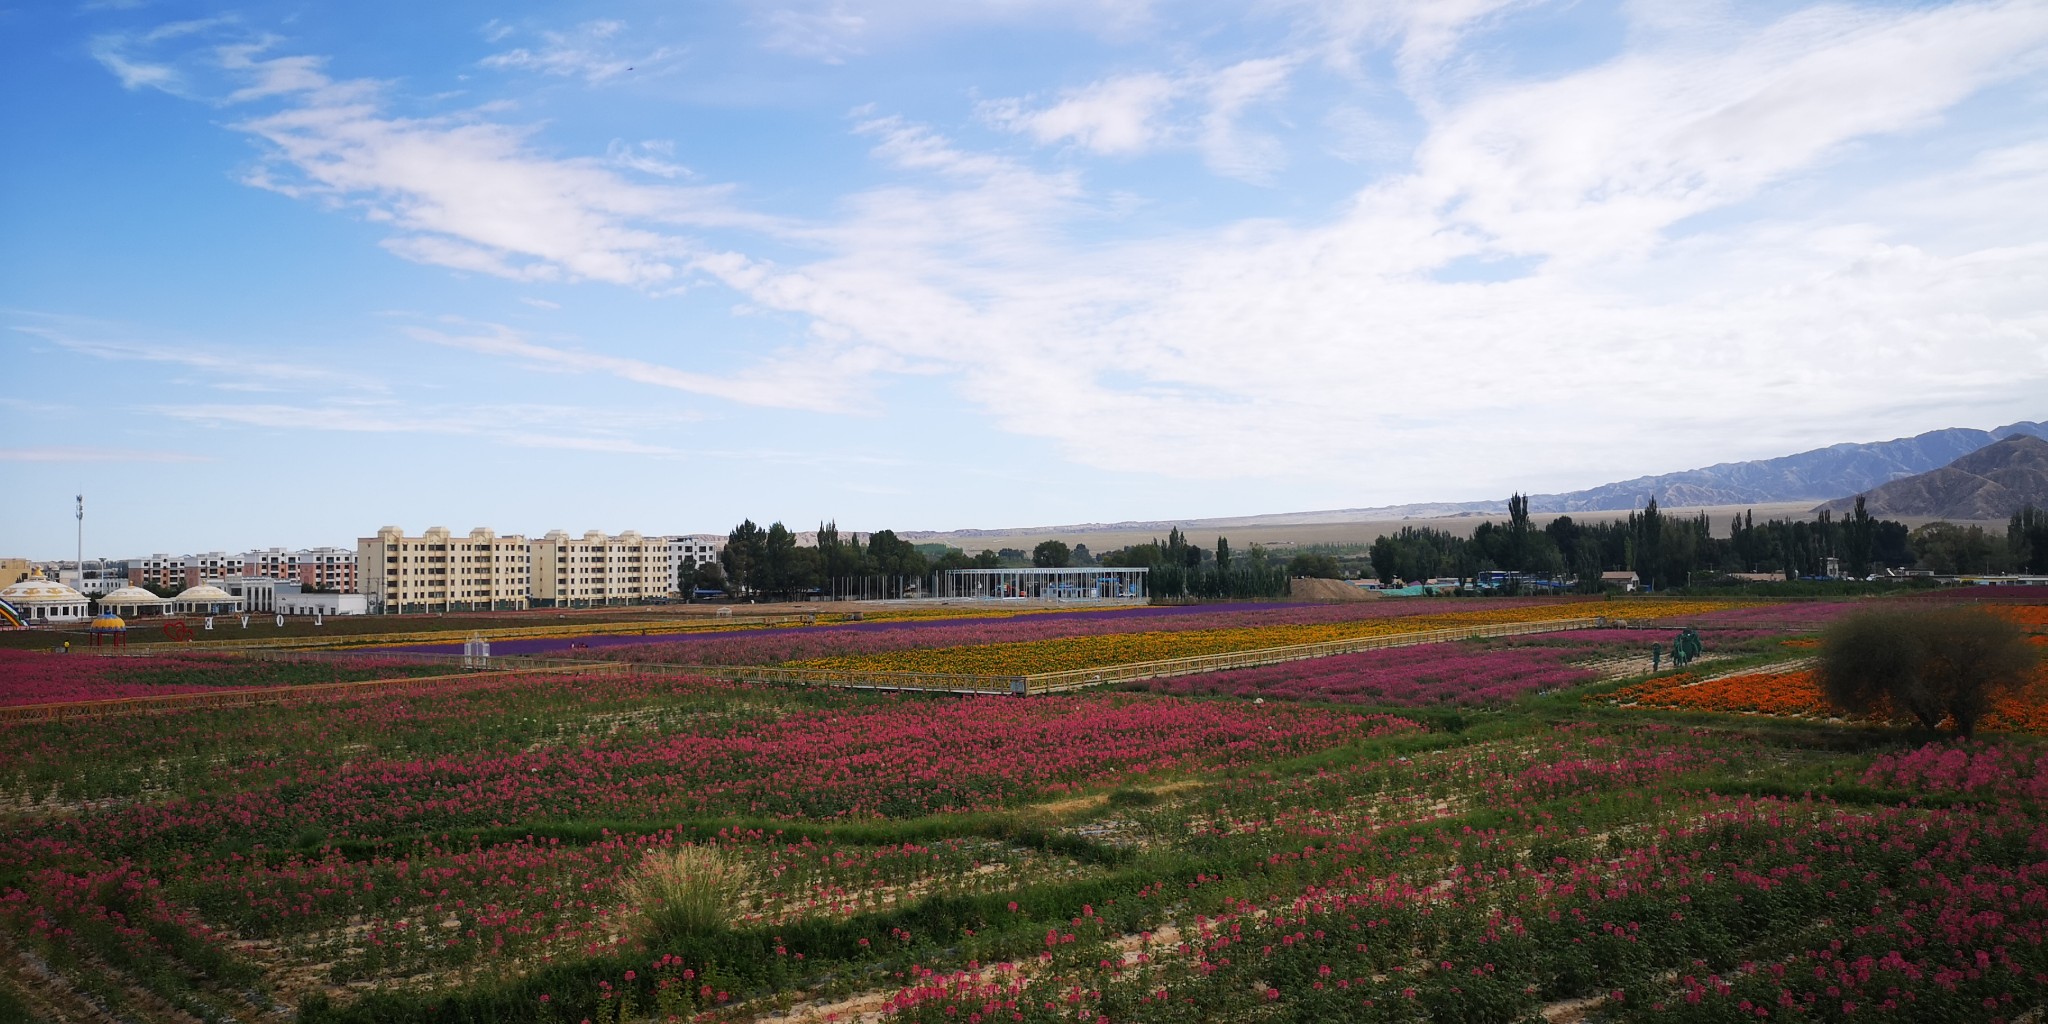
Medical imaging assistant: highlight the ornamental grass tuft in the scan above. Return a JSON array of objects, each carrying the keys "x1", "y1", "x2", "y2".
[{"x1": 621, "y1": 845, "x2": 751, "y2": 940}]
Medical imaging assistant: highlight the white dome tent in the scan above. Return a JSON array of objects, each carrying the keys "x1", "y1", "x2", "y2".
[
  {"x1": 170, "y1": 583, "x2": 244, "y2": 616},
  {"x1": 100, "y1": 585, "x2": 171, "y2": 617},
  {"x1": 0, "y1": 579, "x2": 91, "y2": 623}
]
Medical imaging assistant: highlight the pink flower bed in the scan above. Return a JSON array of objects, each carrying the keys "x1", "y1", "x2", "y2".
[
  {"x1": 65, "y1": 686, "x2": 1422, "y2": 850},
  {"x1": 1862, "y1": 741, "x2": 2048, "y2": 800},
  {"x1": 0, "y1": 650, "x2": 226, "y2": 706},
  {"x1": 0, "y1": 649, "x2": 461, "y2": 707}
]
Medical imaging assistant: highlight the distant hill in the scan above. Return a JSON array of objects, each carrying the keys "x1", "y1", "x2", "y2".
[
  {"x1": 901, "y1": 418, "x2": 2047, "y2": 544},
  {"x1": 1813, "y1": 435, "x2": 2048, "y2": 519},
  {"x1": 1521, "y1": 420, "x2": 2048, "y2": 513}
]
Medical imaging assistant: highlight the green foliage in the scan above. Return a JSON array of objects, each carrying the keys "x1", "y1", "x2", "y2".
[
  {"x1": 1817, "y1": 606, "x2": 2040, "y2": 737},
  {"x1": 1031, "y1": 539, "x2": 1071, "y2": 568}
]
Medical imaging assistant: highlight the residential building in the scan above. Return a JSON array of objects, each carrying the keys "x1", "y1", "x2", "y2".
[
  {"x1": 296, "y1": 546, "x2": 358, "y2": 592},
  {"x1": 668, "y1": 535, "x2": 724, "y2": 593},
  {"x1": 357, "y1": 526, "x2": 530, "y2": 614},
  {"x1": 532, "y1": 530, "x2": 668, "y2": 607},
  {"x1": 0, "y1": 558, "x2": 30, "y2": 585},
  {"x1": 135, "y1": 552, "x2": 243, "y2": 590}
]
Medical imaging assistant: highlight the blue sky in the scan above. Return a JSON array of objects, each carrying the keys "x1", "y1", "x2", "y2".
[{"x1": 4, "y1": 0, "x2": 2046, "y2": 558}]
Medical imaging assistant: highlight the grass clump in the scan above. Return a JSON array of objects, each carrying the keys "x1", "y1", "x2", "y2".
[{"x1": 620, "y1": 845, "x2": 752, "y2": 941}]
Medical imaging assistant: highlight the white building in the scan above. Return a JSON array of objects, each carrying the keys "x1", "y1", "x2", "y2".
[
  {"x1": 357, "y1": 526, "x2": 531, "y2": 614},
  {"x1": 668, "y1": 535, "x2": 724, "y2": 594},
  {"x1": 532, "y1": 530, "x2": 668, "y2": 607}
]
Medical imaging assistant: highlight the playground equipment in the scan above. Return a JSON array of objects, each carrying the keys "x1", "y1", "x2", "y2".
[
  {"x1": 0, "y1": 598, "x2": 23, "y2": 629},
  {"x1": 1671, "y1": 627, "x2": 1704, "y2": 667}
]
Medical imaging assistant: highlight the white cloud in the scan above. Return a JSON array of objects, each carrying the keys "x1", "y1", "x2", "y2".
[
  {"x1": 606, "y1": 139, "x2": 693, "y2": 179},
  {"x1": 980, "y1": 73, "x2": 1181, "y2": 155},
  {"x1": 216, "y1": 47, "x2": 769, "y2": 287},
  {"x1": 980, "y1": 59, "x2": 1298, "y2": 181},
  {"x1": 1196, "y1": 57, "x2": 1296, "y2": 182},
  {"x1": 480, "y1": 20, "x2": 678, "y2": 83}
]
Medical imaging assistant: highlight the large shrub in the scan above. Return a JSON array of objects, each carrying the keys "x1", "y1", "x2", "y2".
[{"x1": 1818, "y1": 606, "x2": 2038, "y2": 738}]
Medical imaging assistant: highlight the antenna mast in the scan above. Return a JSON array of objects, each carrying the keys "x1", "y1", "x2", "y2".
[{"x1": 75, "y1": 494, "x2": 84, "y2": 586}]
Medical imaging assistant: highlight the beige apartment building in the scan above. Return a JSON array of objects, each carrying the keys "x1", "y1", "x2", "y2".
[
  {"x1": 357, "y1": 526, "x2": 531, "y2": 614},
  {"x1": 531, "y1": 530, "x2": 668, "y2": 608}
]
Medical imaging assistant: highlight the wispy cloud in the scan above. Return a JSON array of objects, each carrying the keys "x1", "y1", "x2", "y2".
[
  {"x1": 0, "y1": 447, "x2": 212, "y2": 463},
  {"x1": 979, "y1": 58, "x2": 1298, "y2": 181},
  {"x1": 480, "y1": 20, "x2": 680, "y2": 83},
  {"x1": 10, "y1": 321, "x2": 382, "y2": 392},
  {"x1": 213, "y1": 42, "x2": 773, "y2": 287},
  {"x1": 402, "y1": 321, "x2": 870, "y2": 412},
  {"x1": 156, "y1": 400, "x2": 702, "y2": 456}
]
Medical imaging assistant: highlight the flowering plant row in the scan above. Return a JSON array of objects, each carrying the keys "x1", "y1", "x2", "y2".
[
  {"x1": 1598, "y1": 659, "x2": 2048, "y2": 735},
  {"x1": 790, "y1": 602, "x2": 1736, "y2": 676},
  {"x1": 0, "y1": 649, "x2": 467, "y2": 708}
]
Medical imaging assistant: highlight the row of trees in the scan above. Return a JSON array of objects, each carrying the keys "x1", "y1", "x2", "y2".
[
  {"x1": 1369, "y1": 496, "x2": 2048, "y2": 591},
  {"x1": 718, "y1": 521, "x2": 952, "y2": 600},
  {"x1": 713, "y1": 501, "x2": 2048, "y2": 600}
]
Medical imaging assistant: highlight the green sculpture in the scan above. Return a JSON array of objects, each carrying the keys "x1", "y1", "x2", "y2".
[{"x1": 1671, "y1": 627, "x2": 1703, "y2": 668}]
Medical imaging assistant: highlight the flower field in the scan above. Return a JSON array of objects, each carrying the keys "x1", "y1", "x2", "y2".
[
  {"x1": 3, "y1": 594, "x2": 2047, "y2": 1024},
  {"x1": 785, "y1": 600, "x2": 1735, "y2": 676},
  {"x1": 0, "y1": 649, "x2": 470, "y2": 707},
  {"x1": 1599, "y1": 662, "x2": 2048, "y2": 734}
]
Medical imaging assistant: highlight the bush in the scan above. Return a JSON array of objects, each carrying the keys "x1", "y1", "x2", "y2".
[
  {"x1": 619, "y1": 846, "x2": 751, "y2": 941},
  {"x1": 1817, "y1": 606, "x2": 2039, "y2": 738}
]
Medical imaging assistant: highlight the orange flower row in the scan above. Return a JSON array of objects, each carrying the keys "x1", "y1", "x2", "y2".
[{"x1": 1599, "y1": 662, "x2": 2048, "y2": 735}]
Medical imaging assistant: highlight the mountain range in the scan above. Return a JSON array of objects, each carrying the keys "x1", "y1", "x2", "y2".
[
  {"x1": 908, "y1": 419, "x2": 2047, "y2": 541},
  {"x1": 1813, "y1": 435, "x2": 2048, "y2": 520}
]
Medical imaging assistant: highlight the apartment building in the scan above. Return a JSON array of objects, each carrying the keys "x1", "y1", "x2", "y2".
[
  {"x1": 357, "y1": 526, "x2": 531, "y2": 614},
  {"x1": 668, "y1": 535, "x2": 724, "y2": 593},
  {"x1": 287, "y1": 546, "x2": 358, "y2": 591},
  {"x1": 531, "y1": 530, "x2": 669, "y2": 607},
  {"x1": 134, "y1": 552, "x2": 243, "y2": 589}
]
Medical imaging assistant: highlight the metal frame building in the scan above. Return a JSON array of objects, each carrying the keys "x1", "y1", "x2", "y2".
[{"x1": 933, "y1": 567, "x2": 1147, "y2": 600}]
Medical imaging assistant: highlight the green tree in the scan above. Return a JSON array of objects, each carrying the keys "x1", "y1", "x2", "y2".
[
  {"x1": 691, "y1": 560, "x2": 726, "y2": 597},
  {"x1": 1818, "y1": 607, "x2": 2038, "y2": 739},
  {"x1": 1286, "y1": 553, "x2": 1342, "y2": 579},
  {"x1": 1031, "y1": 540, "x2": 1072, "y2": 568},
  {"x1": 2010, "y1": 505, "x2": 2048, "y2": 574},
  {"x1": 1841, "y1": 496, "x2": 1876, "y2": 578},
  {"x1": 1214, "y1": 536, "x2": 1231, "y2": 572},
  {"x1": 1369, "y1": 535, "x2": 1397, "y2": 585},
  {"x1": 721, "y1": 520, "x2": 766, "y2": 596}
]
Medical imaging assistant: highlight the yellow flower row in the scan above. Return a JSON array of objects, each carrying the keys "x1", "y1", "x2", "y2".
[{"x1": 793, "y1": 600, "x2": 1740, "y2": 675}]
